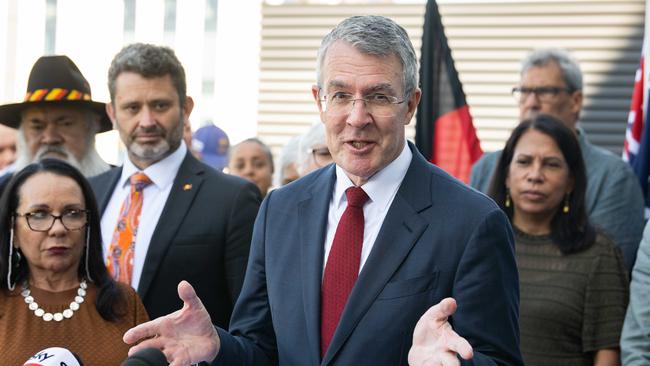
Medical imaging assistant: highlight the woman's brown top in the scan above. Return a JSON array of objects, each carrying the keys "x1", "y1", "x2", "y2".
[{"x1": 0, "y1": 282, "x2": 148, "y2": 365}]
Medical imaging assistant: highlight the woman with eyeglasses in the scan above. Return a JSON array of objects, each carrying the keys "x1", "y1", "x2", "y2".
[
  {"x1": 0, "y1": 159, "x2": 148, "y2": 365},
  {"x1": 488, "y1": 114, "x2": 628, "y2": 366}
]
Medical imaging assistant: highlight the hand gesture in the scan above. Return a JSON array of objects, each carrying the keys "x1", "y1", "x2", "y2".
[
  {"x1": 123, "y1": 281, "x2": 221, "y2": 366},
  {"x1": 408, "y1": 298, "x2": 474, "y2": 366}
]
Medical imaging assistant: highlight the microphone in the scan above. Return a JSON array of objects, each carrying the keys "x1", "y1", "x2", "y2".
[
  {"x1": 120, "y1": 348, "x2": 168, "y2": 366},
  {"x1": 23, "y1": 347, "x2": 83, "y2": 366}
]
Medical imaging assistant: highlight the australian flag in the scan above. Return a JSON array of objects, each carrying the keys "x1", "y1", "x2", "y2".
[{"x1": 623, "y1": 17, "x2": 650, "y2": 218}]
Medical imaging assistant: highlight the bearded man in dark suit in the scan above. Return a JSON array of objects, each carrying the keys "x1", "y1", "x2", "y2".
[{"x1": 90, "y1": 44, "x2": 260, "y2": 327}]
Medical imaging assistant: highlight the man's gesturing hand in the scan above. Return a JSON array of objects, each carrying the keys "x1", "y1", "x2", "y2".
[
  {"x1": 408, "y1": 298, "x2": 474, "y2": 366},
  {"x1": 123, "y1": 281, "x2": 221, "y2": 366}
]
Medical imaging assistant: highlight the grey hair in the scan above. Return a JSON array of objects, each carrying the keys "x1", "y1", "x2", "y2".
[
  {"x1": 108, "y1": 43, "x2": 187, "y2": 106},
  {"x1": 229, "y1": 137, "x2": 274, "y2": 174},
  {"x1": 297, "y1": 123, "x2": 326, "y2": 175},
  {"x1": 316, "y1": 15, "x2": 418, "y2": 96},
  {"x1": 521, "y1": 48, "x2": 583, "y2": 91},
  {"x1": 275, "y1": 135, "x2": 301, "y2": 186}
]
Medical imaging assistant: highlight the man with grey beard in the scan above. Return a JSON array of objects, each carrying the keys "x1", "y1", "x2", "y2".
[{"x1": 0, "y1": 55, "x2": 111, "y2": 187}]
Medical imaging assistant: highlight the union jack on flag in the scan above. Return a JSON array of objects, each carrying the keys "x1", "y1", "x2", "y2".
[{"x1": 623, "y1": 18, "x2": 650, "y2": 218}]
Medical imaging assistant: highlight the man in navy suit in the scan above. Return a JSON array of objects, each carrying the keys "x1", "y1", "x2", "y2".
[
  {"x1": 90, "y1": 44, "x2": 260, "y2": 326},
  {"x1": 124, "y1": 16, "x2": 522, "y2": 366}
]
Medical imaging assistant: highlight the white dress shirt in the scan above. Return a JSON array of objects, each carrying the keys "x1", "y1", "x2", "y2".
[
  {"x1": 323, "y1": 142, "x2": 412, "y2": 274},
  {"x1": 100, "y1": 142, "x2": 188, "y2": 289}
]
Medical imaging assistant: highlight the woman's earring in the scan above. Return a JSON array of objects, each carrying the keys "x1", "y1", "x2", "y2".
[
  {"x1": 85, "y1": 226, "x2": 92, "y2": 282},
  {"x1": 505, "y1": 189, "x2": 511, "y2": 208},
  {"x1": 563, "y1": 193, "x2": 570, "y2": 214},
  {"x1": 7, "y1": 223, "x2": 15, "y2": 291}
]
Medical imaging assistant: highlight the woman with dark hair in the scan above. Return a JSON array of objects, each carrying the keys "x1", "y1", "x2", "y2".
[
  {"x1": 228, "y1": 137, "x2": 275, "y2": 197},
  {"x1": 488, "y1": 114, "x2": 628, "y2": 366},
  {"x1": 0, "y1": 159, "x2": 148, "y2": 365}
]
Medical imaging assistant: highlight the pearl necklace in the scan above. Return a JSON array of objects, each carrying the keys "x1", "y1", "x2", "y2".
[{"x1": 21, "y1": 280, "x2": 88, "y2": 322}]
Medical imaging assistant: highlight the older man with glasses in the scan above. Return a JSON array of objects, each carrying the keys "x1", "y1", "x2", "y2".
[
  {"x1": 122, "y1": 15, "x2": 522, "y2": 366},
  {"x1": 470, "y1": 48, "x2": 644, "y2": 272}
]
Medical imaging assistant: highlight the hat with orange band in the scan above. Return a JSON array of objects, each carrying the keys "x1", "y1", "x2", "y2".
[{"x1": 0, "y1": 55, "x2": 112, "y2": 132}]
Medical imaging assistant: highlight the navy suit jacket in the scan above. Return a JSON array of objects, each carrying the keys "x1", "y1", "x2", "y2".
[
  {"x1": 213, "y1": 143, "x2": 522, "y2": 365},
  {"x1": 90, "y1": 152, "x2": 261, "y2": 326}
]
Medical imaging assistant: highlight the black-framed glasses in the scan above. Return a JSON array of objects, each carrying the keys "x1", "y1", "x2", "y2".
[
  {"x1": 320, "y1": 91, "x2": 405, "y2": 117},
  {"x1": 512, "y1": 86, "x2": 574, "y2": 103},
  {"x1": 308, "y1": 146, "x2": 333, "y2": 167},
  {"x1": 14, "y1": 209, "x2": 89, "y2": 232}
]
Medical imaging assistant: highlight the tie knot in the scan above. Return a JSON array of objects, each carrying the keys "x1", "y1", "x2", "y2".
[
  {"x1": 130, "y1": 172, "x2": 152, "y2": 191},
  {"x1": 345, "y1": 186, "x2": 369, "y2": 208}
]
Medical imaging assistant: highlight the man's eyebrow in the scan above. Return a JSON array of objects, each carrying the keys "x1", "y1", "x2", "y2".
[
  {"x1": 326, "y1": 81, "x2": 397, "y2": 95},
  {"x1": 149, "y1": 98, "x2": 173, "y2": 105},
  {"x1": 363, "y1": 83, "x2": 395, "y2": 94},
  {"x1": 327, "y1": 80, "x2": 350, "y2": 90}
]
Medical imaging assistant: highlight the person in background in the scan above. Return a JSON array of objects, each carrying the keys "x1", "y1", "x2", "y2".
[
  {"x1": 471, "y1": 48, "x2": 644, "y2": 272},
  {"x1": 276, "y1": 135, "x2": 300, "y2": 186},
  {"x1": 488, "y1": 114, "x2": 628, "y2": 366},
  {"x1": 298, "y1": 123, "x2": 333, "y2": 176},
  {"x1": 90, "y1": 43, "x2": 260, "y2": 325},
  {"x1": 621, "y1": 221, "x2": 650, "y2": 365},
  {"x1": 0, "y1": 55, "x2": 111, "y2": 187},
  {"x1": 193, "y1": 124, "x2": 230, "y2": 171},
  {"x1": 0, "y1": 159, "x2": 148, "y2": 365},
  {"x1": 122, "y1": 15, "x2": 522, "y2": 366},
  {"x1": 0, "y1": 124, "x2": 17, "y2": 176},
  {"x1": 228, "y1": 137, "x2": 274, "y2": 197}
]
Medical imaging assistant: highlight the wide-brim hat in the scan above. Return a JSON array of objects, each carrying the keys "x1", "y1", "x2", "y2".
[{"x1": 0, "y1": 55, "x2": 112, "y2": 133}]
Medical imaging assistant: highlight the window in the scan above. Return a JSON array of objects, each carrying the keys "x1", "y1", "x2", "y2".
[
  {"x1": 44, "y1": 0, "x2": 57, "y2": 54},
  {"x1": 123, "y1": 0, "x2": 136, "y2": 32}
]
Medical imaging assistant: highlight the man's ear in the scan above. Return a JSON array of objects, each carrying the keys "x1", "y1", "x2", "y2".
[
  {"x1": 182, "y1": 96, "x2": 195, "y2": 120},
  {"x1": 312, "y1": 85, "x2": 326, "y2": 122},
  {"x1": 570, "y1": 90, "x2": 583, "y2": 118},
  {"x1": 404, "y1": 88, "x2": 422, "y2": 125},
  {"x1": 312, "y1": 85, "x2": 324, "y2": 112}
]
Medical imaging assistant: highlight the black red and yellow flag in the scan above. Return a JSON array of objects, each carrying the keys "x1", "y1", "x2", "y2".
[{"x1": 415, "y1": 0, "x2": 483, "y2": 183}]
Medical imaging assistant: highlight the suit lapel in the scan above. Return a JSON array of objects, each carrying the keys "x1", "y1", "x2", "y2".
[
  {"x1": 95, "y1": 167, "x2": 122, "y2": 215},
  {"x1": 137, "y1": 153, "x2": 205, "y2": 298},
  {"x1": 298, "y1": 167, "x2": 336, "y2": 363},
  {"x1": 322, "y1": 146, "x2": 433, "y2": 365}
]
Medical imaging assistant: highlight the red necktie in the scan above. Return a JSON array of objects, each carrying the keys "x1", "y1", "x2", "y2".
[
  {"x1": 321, "y1": 186, "x2": 369, "y2": 357},
  {"x1": 107, "y1": 172, "x2": 152, "y2": 285}
]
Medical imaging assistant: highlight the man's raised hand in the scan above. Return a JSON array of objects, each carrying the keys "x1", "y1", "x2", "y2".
[
  {"x1": 123, "y1": 281, "x2": 221, "y2": 366},
  {"x1": 408, "y1": 298, "x2": 474, "y2": 366}
]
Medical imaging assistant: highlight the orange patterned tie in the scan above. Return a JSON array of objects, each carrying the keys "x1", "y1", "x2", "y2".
[{"x1": 107, "y1": 172, "x2": 152, "y2": 285}]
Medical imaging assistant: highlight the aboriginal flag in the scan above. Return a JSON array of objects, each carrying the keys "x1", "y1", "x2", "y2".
[{"x1": 415, "y1": 0, "x2": 482, "y2": 183}]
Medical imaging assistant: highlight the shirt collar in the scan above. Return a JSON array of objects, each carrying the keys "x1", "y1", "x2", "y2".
[
  {"x1": 333, "y1": 141, "x2": 412, "y2": 211},
  {"x1": 575, "y1": 125, "x2": 587, "y2": 143},
  {"x1": 119, "y1": 141, "x2": 188, "y2": 190}
]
